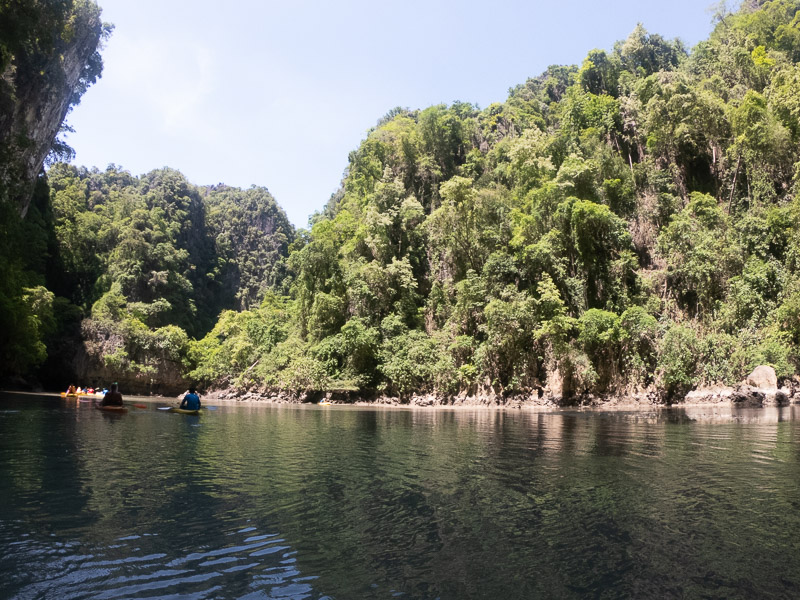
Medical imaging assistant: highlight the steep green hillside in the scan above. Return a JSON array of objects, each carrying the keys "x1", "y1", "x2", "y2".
[
  {"x1": 5, "y1": 0, "x2": 800, "y2": 403},
  {"x1": 191, "y1": 1, "x2": 800, "y2": 401},
  {"x1": 43, "y1": 165, "x2": 293, "y2": 392}
]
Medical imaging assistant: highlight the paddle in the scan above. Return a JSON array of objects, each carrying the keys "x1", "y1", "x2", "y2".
[
  {"x1": 132, "y1": 404, "x2": 148, "y2": 409},
  {"x1": 157, "y1": 407, "x2": 173, "y2": 411}
]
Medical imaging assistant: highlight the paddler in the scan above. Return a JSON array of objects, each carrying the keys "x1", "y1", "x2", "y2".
[
  {"x1": 179, "y1": 387, "x2": 201, "y2": 411},
  {"x1": 99, "y1": 382, "x2": 124, "y2": 407}
]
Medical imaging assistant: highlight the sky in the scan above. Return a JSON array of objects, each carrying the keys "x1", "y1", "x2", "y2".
[{"x1": 66, "y1": 0, "x2": 719, "y2": 227}]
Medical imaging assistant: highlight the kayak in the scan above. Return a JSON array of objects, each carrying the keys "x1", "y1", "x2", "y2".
[
  {"x1": 61, "y1": 393, "x2": 79, "y2": 398},
  {"x1": 171, "y1": 408, "x2": 201, "y2": 415},
  {"x1": 318, "y1": 400, "x2": 332, "y2": 406},
  {"x1": 95, "y1": 405, "x2": 128, "y2": 413}
]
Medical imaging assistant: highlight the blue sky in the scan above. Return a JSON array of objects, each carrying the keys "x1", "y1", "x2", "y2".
[{"x1": 66, "y1": 0, "x2": 718, "y2": 227}]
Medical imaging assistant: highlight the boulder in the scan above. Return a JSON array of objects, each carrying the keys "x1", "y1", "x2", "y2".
[{"x1": 746, "y1": 365, "x2": 777, "y2": 389}]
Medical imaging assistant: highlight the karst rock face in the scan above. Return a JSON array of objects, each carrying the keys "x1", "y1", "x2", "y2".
[{"x1": 0, "y1": 1, "x2": 106, "y2": 216}]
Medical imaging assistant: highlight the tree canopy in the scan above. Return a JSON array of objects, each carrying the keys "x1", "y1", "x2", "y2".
[{"x1": 5, "y1": 0, "x2": 800, "y2": 401}]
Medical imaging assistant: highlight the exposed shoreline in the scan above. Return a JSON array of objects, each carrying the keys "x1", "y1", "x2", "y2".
[
  {"x1": 5, "y1": 389, "x2": 800, "y2": 424},
  {"x1": 198, "y1": 380, "x2": 800, "y2": 411},
  {"x1": 6, "y1": 374, "x2": 800, "y2": 413}
]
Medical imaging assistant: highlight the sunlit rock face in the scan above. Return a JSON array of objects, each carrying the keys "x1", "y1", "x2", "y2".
[
  {"x1": 746, "y1": 365, "x2": 778, "y2": 390},
  {"x1": 734, "y1": 365, "x2": 787, "y2": 407},
  {"x1": 72, "y1": 318, "x2": 189, "y2": 396},
  {"x1": 0, "y1": 3, "x2": 105, "y2": 216}
]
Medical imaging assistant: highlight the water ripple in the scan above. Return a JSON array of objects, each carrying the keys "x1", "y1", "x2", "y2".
[
  {"x1": 1, "y1": 519, "x2": 320, "y2": 600},
  {"x1": 3, "y1": 394, "x2": 800, "y2": 599}
]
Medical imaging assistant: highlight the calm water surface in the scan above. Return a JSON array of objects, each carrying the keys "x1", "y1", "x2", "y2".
[{"x1": 1, "y1": 392, "x2": 800, "y2": 599}]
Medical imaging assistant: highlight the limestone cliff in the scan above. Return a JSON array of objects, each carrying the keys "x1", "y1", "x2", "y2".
[
  {"x1": 0, "y1": 1, "x2": 107, "y2": 215},
  {"x1": 73, "y1": 318, "x2": 189, "y2": 396}
]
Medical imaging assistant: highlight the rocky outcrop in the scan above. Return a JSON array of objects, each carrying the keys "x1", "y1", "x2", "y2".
[
  {"x1": 683, "y1": 385, "x2": 734, "y2": 405},
  {"x1": 732, "y1": 365, "x2": 788, "y2": 407},
  {"x1": 73, "y1": 318, "x2": 188, "y2": 395},
  {"x1": 731, "y1": 385, "x2": 788, "y2": 407},
  {"x1": 681, "y1": 366, "x2": 790, "y2": 408}
]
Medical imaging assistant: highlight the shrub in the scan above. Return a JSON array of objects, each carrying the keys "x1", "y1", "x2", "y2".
[{"x1": 657, "y1": 324, "x2": 699, "y2": 397}]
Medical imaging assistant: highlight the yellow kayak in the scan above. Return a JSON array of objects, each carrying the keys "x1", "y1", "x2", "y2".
[{"x1": 95, "y1": 405, "x2": 128, "y2": 413}]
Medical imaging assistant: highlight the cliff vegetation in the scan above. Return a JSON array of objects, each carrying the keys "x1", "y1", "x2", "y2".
[{"x1": 4, "y1": 0, "x2": 800, "y2": 403}]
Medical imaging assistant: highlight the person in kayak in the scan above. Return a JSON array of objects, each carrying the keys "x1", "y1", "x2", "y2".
[
  {"x1": 100, "y1": 383, "x2": 123, "y2": 407},
  {"x1": 180, "y1": 387, "x2": 201, "y2": 411},
  {"x1": 66, "y1": 384, "x2": 77, "y2": 395}
]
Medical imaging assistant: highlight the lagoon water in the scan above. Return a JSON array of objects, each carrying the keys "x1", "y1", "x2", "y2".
[{"x1": 1, "y1": 392, "x2": 800, "y2": 599}]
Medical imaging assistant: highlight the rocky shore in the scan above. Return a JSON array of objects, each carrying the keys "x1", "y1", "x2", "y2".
[
  {"x1": 683, "y1": 365, "x2": 796, "y2": 407},
  {"x1": 199, "y1": 365, "x2": 799, "y2": 410}
]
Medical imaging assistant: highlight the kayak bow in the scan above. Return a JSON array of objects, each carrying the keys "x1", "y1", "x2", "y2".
[
  {"x1": 157, "y1": 407, "x2": 201, "y2": 415},
  {"x1": 95, "y1": 405, "x2": 128, "y2": 413}
]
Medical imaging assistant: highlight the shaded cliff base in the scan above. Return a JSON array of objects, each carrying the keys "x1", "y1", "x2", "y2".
[{"x1": 204, "y1": 366, "x2": 800, "y2": 410}]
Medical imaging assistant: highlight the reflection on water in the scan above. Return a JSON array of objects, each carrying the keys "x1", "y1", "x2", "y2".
[
  {"x1": 679, "y1": 404, "x2": 798, "y2": 423},
  {"x1": 1, "y1": 521, "x2": 310, "y2": 599},
  {"x1": 1, "y1": 393, "x2": 800, "y2": 599}
]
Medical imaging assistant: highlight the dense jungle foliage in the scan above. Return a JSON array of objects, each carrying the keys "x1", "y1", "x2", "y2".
[
  {"x1": 5, "y1": 0, "x2": 800, "y2": 400},
  {"x1": 0, "y1": 0, "x2": 108, "y2": 378},
  {"x1": 45, "y1": 166, "x2": 293, "y2": 386}
]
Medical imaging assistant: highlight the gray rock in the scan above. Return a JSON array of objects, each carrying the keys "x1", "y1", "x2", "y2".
[
  {"x1": 746, "y1": 365, "x2": 778, "y2": 389},
  {"x1": 731, "y1": 383, "x2": 789, "y2": 407},
  {"x1": 410, "y1": 394, "x2": 434, "y2": 407},
  {"x1": 731, "y1": 386, "x2": 765, "y2": 407},
  {"x1": 773, "y1": 389, "x2": 789, "y2": 406},
  {"x1": 684, "y1": 385, "x2": 734, "y2": 404}
]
